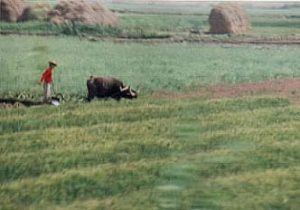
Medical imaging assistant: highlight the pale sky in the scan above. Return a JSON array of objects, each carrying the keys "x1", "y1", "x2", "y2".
[{"x1": 112, "y1": 0, "x2": 300, "y2": 2}]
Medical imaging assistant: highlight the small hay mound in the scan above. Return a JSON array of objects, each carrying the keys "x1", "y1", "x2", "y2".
[
  {"x1": 209, "y1": 3, "x2": 251, "y2": 34},
  {"x1": 18, "y1": 3, "x2": 51, "y2": 22},
  {"x1": 0, "y1": 0, "x2": 25, "y2": 22},
  {"x1": 48, "y1": 0, "x2": 119, "y2": 26}
]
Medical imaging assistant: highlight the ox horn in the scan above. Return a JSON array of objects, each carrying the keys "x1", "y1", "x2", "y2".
[
  {"x1": 120, "y1": 86, "x2": 129, "y2": 92},
  {"x1": 129, "y1": 86, "x2": 136, "y2": 96}
]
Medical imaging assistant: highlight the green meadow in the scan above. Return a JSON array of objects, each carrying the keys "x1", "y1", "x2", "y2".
[
  {"x1": 1, "y1": 96, "x2": 299, "y2": 210},
  {"x1": 0, "y1": 35, "x2": 299, "y2": 98},
  {"x1": 1, "y1": 2, "x2": 300, "y2": 210}
]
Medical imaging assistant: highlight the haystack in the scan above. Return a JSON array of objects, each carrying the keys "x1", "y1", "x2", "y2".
[
  {"x1": 0, "y1": 0, "x2": 25, "y2": 22},
  {"x1": 208, "y1": 3, "x2": 251, "y2": 34},
  {"x1": 48, "y1": 0, "x2": 119, "y2": 26},
  {"x1": 18, "y1": 3, "x2": 51, "y2": 22}
]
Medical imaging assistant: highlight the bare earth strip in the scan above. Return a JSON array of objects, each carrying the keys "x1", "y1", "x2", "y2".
[
  {"x1": 152, "y1": 78, "x2": 300, "y2": 103},
  {"x1": 1, "y1": 31, "x2": 300, "y2": 45}
]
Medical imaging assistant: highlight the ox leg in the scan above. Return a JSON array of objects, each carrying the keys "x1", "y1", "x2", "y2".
[
  {"x1": 87, "y1": 92, "x2": 95, "y2": 102},
  {"x1": 114, "y1": 97, "x2": 121, "y2": 101},
  {"x1": 87, "y1": 84, "x2": 96, "y2": 102}
]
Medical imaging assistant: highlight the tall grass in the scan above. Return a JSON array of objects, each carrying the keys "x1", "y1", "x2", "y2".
[
  {"x1": 0, "y1": 36, "x2": 299, "y2": 98},
  {"x1": 0, "y1": 21, "x2": 122, "y2": 36},
  {"x1": 0, "y1": 96, "x2": 299, "y2": 210}
]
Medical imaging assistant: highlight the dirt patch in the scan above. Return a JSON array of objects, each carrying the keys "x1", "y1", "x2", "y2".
[
  {"x1": 0, "y1": 96, "x2": 63, "y2": 109},
  {"x1": 152, "y1": 78, "x2": 300, "y2": 102},
  {"x1": 0, "y1": 98, "x2": 44, "y2": 109},
  {"x1": 210, "y1": 78, "x2": 300, "y2": 98}
]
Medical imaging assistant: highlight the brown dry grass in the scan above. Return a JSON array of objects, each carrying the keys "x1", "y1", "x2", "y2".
[
  {"x1": 48, "y1": 0, "x2": 119, "y2": 26},
  {"x1": 18, "y1": 3, "x2": 51, "y2": 22},
  {"x1": 0, "y1": 0, "x2": 25, "y2": 22},
  {"x1": 209, "y1": 3, "x2": 251, "y2": 34}
]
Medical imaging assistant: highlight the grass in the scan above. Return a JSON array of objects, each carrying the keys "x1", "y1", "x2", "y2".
[
  {"x1": 108, "y1": 2, "x2": 211, "y2": 15},
  {"x1": 250, "y1": 13, "x2": 300, "y2": 35},
  {"x1": 0, "y1": 96, "x2": 299, "y2": 210},
  {"x1": 0, "y1": 21, "x2": 123, "y2": 36},
  {"x1": 1, "y1": 3, "x2": 300, "y2": 209},
  {"x1": 120, "y1": 13, "x2": 206, "y2": 32},
  {"x1": 0, "y1": 35, "x2": 299, "y2": 99}
]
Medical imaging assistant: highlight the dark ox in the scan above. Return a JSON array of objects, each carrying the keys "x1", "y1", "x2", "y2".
[{"x1": 87, "y1": 76, "x2": 138, "y2": 101}]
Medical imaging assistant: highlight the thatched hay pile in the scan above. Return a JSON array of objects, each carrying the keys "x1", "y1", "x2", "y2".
[
  {"x1": 0, "y1": 0, "x2": 25, "y2": 22},
  {"x1": 208, "y1": 3, "x2": 251, "y2": 34},
  {"x1": 48, "y1": 0, "x2": 119, "y2": 26},
  {"x1": 18, "y1": 3, "x2": 51, "y2": 22}
]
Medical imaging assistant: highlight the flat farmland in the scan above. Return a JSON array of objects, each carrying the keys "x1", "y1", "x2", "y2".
[
  {"x1": 0, "y1": 1, "x2": 300, "y2": 210},
  {"x1": 0, "y1": 35, "x2": 299, "y2": 98},
  {"x1": 1, "y1": 96, "x2": 300, "y2": 210}
]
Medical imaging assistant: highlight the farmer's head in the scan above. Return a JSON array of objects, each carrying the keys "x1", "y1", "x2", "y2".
[{"x1": 48, "y1": 61, "x2": 57, "y2": 68}]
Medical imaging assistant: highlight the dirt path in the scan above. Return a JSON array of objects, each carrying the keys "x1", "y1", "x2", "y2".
[
  {"x1": 152, "y1": 78, "x2": 300, "y2": 103},
  {"x1": 1, "y1": 31, "x2": 300, "y2": 46}
]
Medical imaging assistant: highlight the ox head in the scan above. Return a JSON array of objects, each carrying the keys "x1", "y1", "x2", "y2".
[{"x1": 120, "y1": 86, "x2": 138, "y2": 99}]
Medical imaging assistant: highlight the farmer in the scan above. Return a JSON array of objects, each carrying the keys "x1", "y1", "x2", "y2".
[{"x1": 40, "y1": 61, "x2": 57, "y2": 103}]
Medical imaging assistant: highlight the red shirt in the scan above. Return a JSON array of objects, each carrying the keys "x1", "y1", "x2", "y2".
[{"x1": 40, "y1": 67, "x2": 53, "y2": 84}]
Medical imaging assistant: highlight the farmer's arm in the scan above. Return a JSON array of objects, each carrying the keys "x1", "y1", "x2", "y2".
[{"x1": 40, "y1": 71, "x2": 46, "y2": 82}]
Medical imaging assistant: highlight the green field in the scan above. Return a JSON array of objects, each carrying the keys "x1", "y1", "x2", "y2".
[
  {"x1": 1, "y1": 1, "x2": 300, "y2": 210},
  {"x1": 1, "y1": 96, "x2": 299, "y2": 210},
  {"x1": 0, "y1": 35, "x2": 299, "y2": 99}
]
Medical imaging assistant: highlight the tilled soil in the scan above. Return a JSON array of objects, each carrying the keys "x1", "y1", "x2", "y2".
[
  {"x1": 152, "y1": 78, "x2": 300, "y2": 103},
  {"x1": 0, "y1": 98, "x2": 44, "y2": 109}
]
